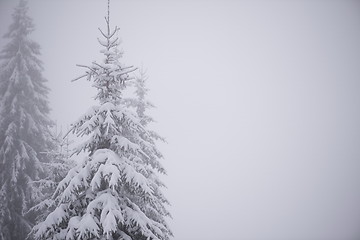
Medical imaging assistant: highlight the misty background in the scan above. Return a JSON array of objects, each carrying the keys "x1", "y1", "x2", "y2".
[{"x1": 1, "y1": 0, "x2": 360, "y2": 239}]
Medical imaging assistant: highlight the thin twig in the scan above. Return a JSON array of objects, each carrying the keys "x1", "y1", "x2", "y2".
[
  {"x1": 119, "y1": 67, "x2": 138, "y2": 76},
  {"x1": 71, "y1": 74, "x2": 87, "y2": 82},
  {"x1": 62, "y1": 126, "x2": 74, "y2": 140},
  {"x1": 92, "y1": 61, "x2": 108, "y2": 70},
  {"x1": 98, "y1": 28, "x2": 108, "y2": 39},
  {"x1": 108, "y1": 26, "x2": 118, "y2": 39},
  {"x1": 76, "y1": 64, "x2": 99, "y2": 76}
]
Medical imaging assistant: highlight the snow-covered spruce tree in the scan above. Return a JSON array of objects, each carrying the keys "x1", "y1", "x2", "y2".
[
  {"x1": 27, "y1": 128, "x2": 74, "y2": 224},
  {"x1": 0, "y1": 0, "x2": 54, "y2": 239},
  {"x1": 32, "y1": 4, "x2": 172, "y2": 240},
  {"x1": 123, "y1": 68, "x2": 167, "y2": 190},
  {"x1": 125, "y1": 68, "x2": 165, "y2": 139}
]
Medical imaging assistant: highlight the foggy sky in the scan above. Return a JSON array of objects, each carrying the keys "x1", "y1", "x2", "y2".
[{"x1": 1, "y1": 1, "x2": 360, "y2": 239}]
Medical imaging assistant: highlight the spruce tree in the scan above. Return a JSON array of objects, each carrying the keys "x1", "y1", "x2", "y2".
[
  {"x1": 0, "y1": 0, "x2": 54, "y2": 239},
  {"x1": 125, "y1": 68, "x2": 166, "y2": 141},
  {"x1": 124, "y1": 68, "x2": 168, "y2": 193},
  {"x1": 27, "y1": 128, "x2": 74, "y2": 224},
  {"x1": 124, "y1": 68, "x2": 171, "y2": 235},
  {"x1": 32, "y1": 2, "x2": 172, "y2": 240}
]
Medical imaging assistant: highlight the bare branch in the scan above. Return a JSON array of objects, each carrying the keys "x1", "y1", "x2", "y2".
[
  {"x1": 77, "y1": 64, "x2": 92, "y2": 69},
  {"x1": 76, "y1": 64, "x2": 99, "y2": 75},
  {"x1": 109, "y1": 38, "x2": 119, "y2": 48},
  {"x1": 62, "y1": 126, "x2": 74, "y2": 140},
  {"x1": 118, "y1": 67, "x2": 138, "y2": 76},
  {"x1": 92, "y1": 61, "x2": 107, "y2": 70},
  {"x1": 108, "y1": 26, "x2": 119, "y2": 39},
  {"x1": 71, "y1": 74, "x2": 87, "y2": 82},
  {"x1": 98, "y1": 27, "x2": 108, "y2": 39}
]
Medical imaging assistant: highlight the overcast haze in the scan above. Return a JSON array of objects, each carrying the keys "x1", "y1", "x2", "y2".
[{"x1": 1, "y1": 0, "x2": 360, "y2": 239}]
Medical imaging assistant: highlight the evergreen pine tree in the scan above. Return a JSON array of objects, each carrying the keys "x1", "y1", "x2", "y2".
[
  {"x1": 32, "y1": 2, "x2": 172, "y2": 240},
  {"x1": 125, "y1": 68, "x2": 166, "y2": 142},
  {"x1": 0, "y1": 0, "x2": 54, "y2": 239},
  {"x1": 124, "y1": 67, "x2": 171, "y2": 235},
  {"x1": 27, "y1": 128, "x2": 74, "y2": 224}
]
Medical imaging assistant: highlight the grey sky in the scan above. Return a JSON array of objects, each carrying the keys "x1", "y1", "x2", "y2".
[{"x1": 1, "y1": 0, "x2": 360, "y2": 239}]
